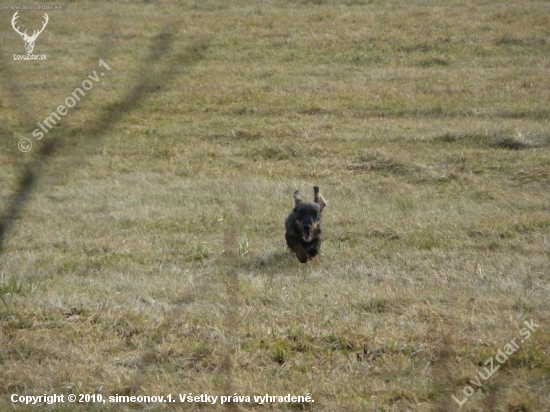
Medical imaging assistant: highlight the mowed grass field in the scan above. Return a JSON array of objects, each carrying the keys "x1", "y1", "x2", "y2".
[{"x1": 1, "y1": 0, "x2": 549, "y2": 410}]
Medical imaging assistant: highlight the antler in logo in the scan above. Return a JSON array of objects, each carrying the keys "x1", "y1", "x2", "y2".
[{"x1": 11, "y1": 11, "x2": 49, "y2": 54}]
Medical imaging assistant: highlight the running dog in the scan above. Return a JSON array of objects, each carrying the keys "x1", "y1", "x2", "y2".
[{"x1": 285, "y1": 186, "x2": 327, "y2": 263}]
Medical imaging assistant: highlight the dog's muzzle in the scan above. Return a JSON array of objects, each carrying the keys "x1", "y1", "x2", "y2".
[{"x1": 302, "y1": 226, "x2": 313, "y2": 242}]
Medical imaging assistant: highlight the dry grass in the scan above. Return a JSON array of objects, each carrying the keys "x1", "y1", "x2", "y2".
[{"x1": 0, "y1": 0, "x2": 549, "y2": 411}]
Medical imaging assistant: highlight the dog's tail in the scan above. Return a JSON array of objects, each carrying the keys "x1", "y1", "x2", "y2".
[{"x1": 313, "y1": 186, "x2": 327, "y2": 211}]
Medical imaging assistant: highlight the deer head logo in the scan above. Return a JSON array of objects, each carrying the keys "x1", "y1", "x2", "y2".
[{"x1": 11, "y1": 11, "x2": 49, "y2": 54}]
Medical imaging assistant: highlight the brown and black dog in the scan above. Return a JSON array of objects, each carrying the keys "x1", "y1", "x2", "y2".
[{"x1": 285, "y1": 186, "x2": 327, "y2": 263}]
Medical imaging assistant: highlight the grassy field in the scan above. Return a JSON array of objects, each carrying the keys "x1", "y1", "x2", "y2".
[{"x1": 0, "y1": 0, "x2": 549, "y2": 410}]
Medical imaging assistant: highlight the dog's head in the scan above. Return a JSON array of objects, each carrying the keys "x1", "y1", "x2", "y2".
[{"x1": 292, "y1": 186, "x2": 327, "y2": 243}]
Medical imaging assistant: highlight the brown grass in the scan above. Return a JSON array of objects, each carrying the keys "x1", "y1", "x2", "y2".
[{"x1": 0, "y1": 0, "x2": 549, "y2": 410}]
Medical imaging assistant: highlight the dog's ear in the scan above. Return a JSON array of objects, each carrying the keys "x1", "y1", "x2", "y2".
[
  {"x1": 313, "y1": 186, "x2": 327, "y2": 212},
  {"x1": 293, "y1": 190, "x2": 302, "y2": 208}
]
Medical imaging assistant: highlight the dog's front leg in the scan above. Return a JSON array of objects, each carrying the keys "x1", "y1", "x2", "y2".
[{"x1": 286, "y1": 235, "x2": 309, "y2": 263}]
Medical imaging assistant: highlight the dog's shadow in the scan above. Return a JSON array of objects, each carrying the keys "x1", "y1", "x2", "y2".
[
  {"x1": 251, "y1": 250, "x2": 299, "y2": 273},
  {"x1": 251, "y1": 249, "x2": 324, "y2": 274}
]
